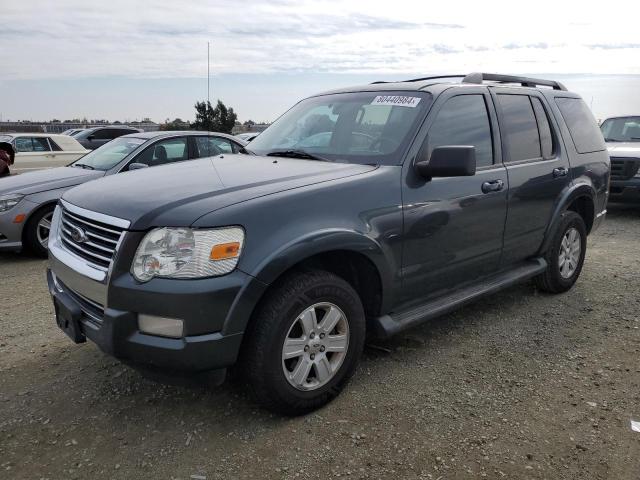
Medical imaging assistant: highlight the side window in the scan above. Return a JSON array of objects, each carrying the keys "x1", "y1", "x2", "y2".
[
  {"x1": 428, "y1": 94, "x2": 493, "y2": 167},
  {"x1": 92, "y1": 129, "x2": 111, "y2": 140},
  {"x1": 48, "y1": 138, "x2": 63, "y2": 151},
  {"x1": 14, "y1": 137, "x2": 34, "y2": 152},
  {"x1": 497, "y1": 94, "x2": 541, "y2": 162},
  {"x1": 555, "y1": 97, "x2": 606, "y2": 154},
  {"x1": 134, "y1": 137, "x2": 188, "y2": 167},
  {"x1": 32, "y1": 138, "x2": 51, "y2": 152},
  {"x1": 530, "y1": 97, "x2": 554, "y2": 159},
  {"x1": 195, "y1": 137, "x2": 235, "y2": 157}
]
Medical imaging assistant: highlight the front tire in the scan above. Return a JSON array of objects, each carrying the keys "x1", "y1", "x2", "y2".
[
  {"x1": 24, "y1": 205, "x2": 55, "y2": 257},
  {"x1": 241, "y1": 270, "x2": 366, "y2": 415},
  {"x1": 535, "y1": 211, "x2": 587, "y2": 293}
]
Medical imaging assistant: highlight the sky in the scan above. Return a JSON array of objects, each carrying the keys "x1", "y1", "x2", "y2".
[{"x1": 1, "y1": 0, "x2": 640, "y2": 123}]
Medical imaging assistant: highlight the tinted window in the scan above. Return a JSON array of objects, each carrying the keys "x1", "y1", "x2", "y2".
[
  {"x1": 600, "y1": 116, "x2": 640, "y2": 143},
  {"x1": 135, "y1": 138, "x2": 188, "y2": 167},
  {"x1": 92, "y1": 129, "x2": 114, "y2": 140},
  {"x1": 195, "y1": 136, "x2": 236, "y2": 157},
  {"x1": 530, "y1": 97, "x2": 554, "y2": 159},
  {"x1": 428, "y1": 94, "x2": 493, "y2": 167},
  {"x1": 32, "y1": 138, "x2": 50, "y2": 151},
  {"x1": 555, "y1": 97, "x2": 605, "y2": 154},
  {"x1": 497, "y1": 95, "x2": 541, "y2": 161}
]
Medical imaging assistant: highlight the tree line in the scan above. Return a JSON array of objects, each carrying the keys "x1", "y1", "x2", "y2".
[{"x1": 162, "y1": 100, "x2": 238, "y2": 133}]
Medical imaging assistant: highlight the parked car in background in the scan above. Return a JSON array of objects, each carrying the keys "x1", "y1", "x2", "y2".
[
  {"x1": 601, "y1": 116, "x2": 640, "y2": 203},
  {"x1": 74, "y1": 126, "x2": 143, "y2": 150},
  {"x1": 61, "y1": 129, "x2": 86, "y2": 136},
  {"x1": 235, "y1": 132, "x2": 260, "y2": 142},
  {"x1": 0, "y1": 133, "x2": 88, "y2": 174},
  {"x1": 0, "y1": 131, "x2": 245, "y2": 256},
  {"x1": 46, "y1": 73, "x2": 609, "y2": 415}
]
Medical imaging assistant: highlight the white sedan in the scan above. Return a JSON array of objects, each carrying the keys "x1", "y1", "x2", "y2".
[{"x1": 0, "y1": 133, "x2": 89, "y2": 174}]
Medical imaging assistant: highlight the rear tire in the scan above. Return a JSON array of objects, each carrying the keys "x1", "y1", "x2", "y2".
[
  {"x1": 240, "y1": 270, "x2": 366, "y2": 415},
  {"x1": 24, "y1": 205, "x2": 55, "y2": 258},
  {"x1": 535, "y1": 211, "x2": 587, "y2": 293}
]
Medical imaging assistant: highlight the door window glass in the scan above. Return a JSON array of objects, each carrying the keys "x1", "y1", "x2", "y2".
[
  {"x1": 195, "y1": 136, "x2": 235, "y2": 157},
  {"x1": 428, "y1": 95, "x2": 494, "y2": 167},
  {"x1": 135, "y1": 138, "x2": 188, "y2": 167},
  {"x1": 530, "y1": 97, "x2": 554, "y2": 159},
  {"x1": 497, "y1": 94, "x2": 541, "y2": 162},
  {"x1": 14, "y1": 137, "x2": 34, "y2": 152}
]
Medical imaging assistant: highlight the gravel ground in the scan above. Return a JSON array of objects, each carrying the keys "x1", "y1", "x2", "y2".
[{"x1": 1, "y1": 204, "x2": 639, "y2": 480}]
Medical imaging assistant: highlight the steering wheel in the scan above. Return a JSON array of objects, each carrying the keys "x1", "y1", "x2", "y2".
[{"x1": 370, "y1": 136, "x2": 400, "y2": 153}]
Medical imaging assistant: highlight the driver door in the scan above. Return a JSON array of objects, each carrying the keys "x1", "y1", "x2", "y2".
[{"x1": 400, "y1": 89, "x2": 508, "y2": 304}]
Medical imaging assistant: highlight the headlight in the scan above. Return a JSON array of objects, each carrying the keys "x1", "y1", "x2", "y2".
[
  {"x1": 0, "y1": 194, "x2": 24, "y2": 212},
  {"x1": 132, "y1": 227, "x2": 244, "y2": 282}
]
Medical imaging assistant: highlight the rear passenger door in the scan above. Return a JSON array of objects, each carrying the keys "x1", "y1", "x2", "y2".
[
  {"x1": 401, "y1": 88, "x2": 508, "y2": 301},
  {"x1": 492, "y1": 89, "x2": 571, "y2": 266}
]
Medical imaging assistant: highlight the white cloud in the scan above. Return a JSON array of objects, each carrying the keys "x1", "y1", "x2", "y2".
[{"x1": 3, "y1": 0, "x2": 640, "y2": 80}]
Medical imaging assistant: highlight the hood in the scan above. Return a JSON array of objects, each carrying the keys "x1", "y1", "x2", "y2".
[
  {"x1": 62, "y1": 154, "x2": 376, "y2": 229},
  {"x1": 0, "y1": 166, "x2": 104, "y2": 196},
  {"x1": 606, "y1": 142, "x2": 640, "y2": 158}
]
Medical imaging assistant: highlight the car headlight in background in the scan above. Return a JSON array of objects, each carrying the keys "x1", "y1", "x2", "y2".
[
  {"x1": 0, "y1": 194, "x2": 24, "y2": 212},
  {"x1": 132, "y1": 227, "x2": 244, "y2": 282}
]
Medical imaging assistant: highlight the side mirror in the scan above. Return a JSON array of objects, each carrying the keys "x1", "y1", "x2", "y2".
[
  {"x1": 128, "y1": 162, "x2": 148, "y2": 171},
  {"x1": 414, "y1": 145, "x2": 476, "y2": 179}
]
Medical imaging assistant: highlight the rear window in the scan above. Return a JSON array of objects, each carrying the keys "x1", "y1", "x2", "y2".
[
  {"x1": 555, "y1": 97, "x2": 605, "y2": 154},
  {"x1": 497, "y1": 94, "x2": 541, "y2": 162}
]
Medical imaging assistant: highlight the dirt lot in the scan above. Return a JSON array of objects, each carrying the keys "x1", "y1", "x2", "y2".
[{"x1": 1, "y1": 205, "x2": 639, "y2": 480}]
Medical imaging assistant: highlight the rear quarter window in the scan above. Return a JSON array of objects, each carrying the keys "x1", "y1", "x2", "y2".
[{"x1": 555, "y1": 97, "x2": 605, "y2": 154}]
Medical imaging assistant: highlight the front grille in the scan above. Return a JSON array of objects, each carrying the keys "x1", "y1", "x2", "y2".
[
  {"x1": 59, "y1": 207, "x2": 124, "y2": 269},
  {"x1": 610, "y1": 157, "x2": 640, "y2": 181}
]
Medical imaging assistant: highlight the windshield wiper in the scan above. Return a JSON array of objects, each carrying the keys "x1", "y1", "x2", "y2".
[
  {"x1": 73, "y1": 163, "x2": 95, "y2": 170},
  {"x1": 604, "y1": 138, "x2": 620, "y2": 142},
  {"x1": 266, "y1": 149, "x2": 332, "y2": 162}
]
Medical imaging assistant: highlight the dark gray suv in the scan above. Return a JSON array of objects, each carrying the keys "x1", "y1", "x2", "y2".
[
  {"x1": 74, "y1": 126, "x2": 142, "y2": 150},
  {"x1": 47, "y1": 73, "x2": 610, "y2": 414}
]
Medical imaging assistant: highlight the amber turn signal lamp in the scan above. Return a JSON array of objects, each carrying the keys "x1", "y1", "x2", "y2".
[
  {"x1": 210, "y1": 242, "x2": 241, "y2": 260},
  {"x1": 13, "y1": 214, "x2": 26, "y2": 224}
]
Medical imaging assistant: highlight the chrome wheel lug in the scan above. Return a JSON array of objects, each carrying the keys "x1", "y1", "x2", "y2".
[
  {"x1": 320, "y1": 333, "x2": 325, "y2": 339},
  {"x1": 320, "y1": 346, "x2": 325, "y2": 352},
  {"x1": 310, "y1": 332, "x2": 315, "y2": 339},
  {"x1": 304, "y1": 345, "x2": 309, "y2": 352},
  {"x1": 310, "y1": 354, "x2": 315, "y2": 360}
]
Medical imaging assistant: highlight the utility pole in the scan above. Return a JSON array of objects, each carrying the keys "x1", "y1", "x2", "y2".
[{"x1": 207, "y1": 42, "x2": 211, "y2": 107}]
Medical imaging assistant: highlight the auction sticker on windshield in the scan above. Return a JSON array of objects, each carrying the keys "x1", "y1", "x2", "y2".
[{"x1": 371, "y1": 96, "x2": 421, "y2": 108}]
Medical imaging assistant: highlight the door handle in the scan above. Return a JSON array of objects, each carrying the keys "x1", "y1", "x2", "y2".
[
  {"x1": 481, "y1": 179, "x2": 504, "y2": 194},
  {"x1": 553, "y1": 167, "x2": 568, "y2": 177}
]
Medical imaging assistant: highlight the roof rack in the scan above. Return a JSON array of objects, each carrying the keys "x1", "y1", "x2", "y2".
[
  {"x1": 370, "y1": 72, "x2": 567, "y2": 91},
  {"x1": 461, "y1": 72, "x2": 567, "y2": 91},
  {"x1": 371, "y1": 75, "x2": 467, "y2": 85}
]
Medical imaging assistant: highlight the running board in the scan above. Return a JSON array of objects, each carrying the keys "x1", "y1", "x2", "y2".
[{"x1": 372, "y1": 258, "x2": 547, "y2": 339}]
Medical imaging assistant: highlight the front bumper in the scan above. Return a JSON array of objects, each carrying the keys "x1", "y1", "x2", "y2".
[
  {"x1": 47, "y1": 268, "x2": 250, "y2": 372},
  {"x1": 0, "y1": 198, "x2": 39, "y2": 251},
  {"x1": 609, "y1": 178, "x2": 640, "y2": 203}
]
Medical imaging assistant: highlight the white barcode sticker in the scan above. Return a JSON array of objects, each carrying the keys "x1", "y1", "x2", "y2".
[{"x1": 371, "y1": 95, "x2": 421, "y2": 108}]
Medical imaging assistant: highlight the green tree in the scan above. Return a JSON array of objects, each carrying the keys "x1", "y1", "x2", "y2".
[
  {"x1": 193, "y1": 100, "x2": 237, "y2": 134},
  {"x1": 161, "y1": 118, "x2": 190, "y2": 131}
]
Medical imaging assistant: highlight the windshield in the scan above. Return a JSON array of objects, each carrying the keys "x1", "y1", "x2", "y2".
[
  {"x1": 71, "y1": 137, "x2": 145, "y2": 170},
  {"x1": 600, "y1": 116, "x2": 640, "y2": 142},
  {"x1": 0, "y1": 135, "x2": 13, "y2": 143},
  {"x1": 248, "y1": 91, "x2": 432, "y2": 165}
]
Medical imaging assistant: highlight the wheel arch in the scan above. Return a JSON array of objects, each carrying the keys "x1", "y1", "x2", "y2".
[
  {"x1": 21, "y1": 200, "x2": 58, "y2": 245},
  {"x1": 538, "y1": 182, "x2": 596, "y2": 256}
]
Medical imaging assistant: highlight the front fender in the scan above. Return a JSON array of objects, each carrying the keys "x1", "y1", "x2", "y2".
[{"x1": 247, "y1": 228, "x2": 394, "y2": 299}]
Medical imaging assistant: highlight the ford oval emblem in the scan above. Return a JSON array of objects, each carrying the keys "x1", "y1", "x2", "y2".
[{"x1": 70, "y1": 225, "x2": 89, "y2": 243}]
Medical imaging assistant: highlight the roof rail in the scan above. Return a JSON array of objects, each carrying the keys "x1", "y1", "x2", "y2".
[
  {"x1": 461, "y1": 72, "x2": 567, "y2": 91},
  {"x1": 371, "y1": 75, "x2": 467, "y2": 85}
]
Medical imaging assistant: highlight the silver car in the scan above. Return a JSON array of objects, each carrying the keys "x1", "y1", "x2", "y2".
[{"x1": 0, "y1": 131, "x2": 246, "y2": 256}]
